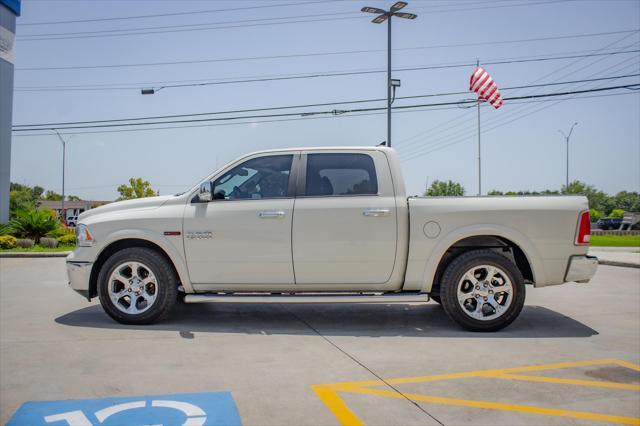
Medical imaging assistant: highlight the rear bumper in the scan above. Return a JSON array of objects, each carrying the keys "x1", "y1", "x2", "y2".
[{"x1": 564, "y1": 255, "x2": 598, "y2": 283}]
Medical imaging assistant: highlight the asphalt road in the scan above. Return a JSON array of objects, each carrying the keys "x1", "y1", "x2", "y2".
[{"x1": 1, "y1": 258, "x2": 638, "y2": 426}]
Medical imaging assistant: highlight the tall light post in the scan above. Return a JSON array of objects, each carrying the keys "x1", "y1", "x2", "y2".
[
  {"x1": 559, "y1": 122, "x2": 578, "y2": 189},
  {"x1": 52, "y1": 129, "x2": 72, "y2": 223},
  {"x1": 361, "y1": 1, "x2": 417, "y2": 147}
]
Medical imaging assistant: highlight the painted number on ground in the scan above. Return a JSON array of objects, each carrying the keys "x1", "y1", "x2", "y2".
[{"x1": 6, "y1": 392, "x2": 241, "y2": 426}]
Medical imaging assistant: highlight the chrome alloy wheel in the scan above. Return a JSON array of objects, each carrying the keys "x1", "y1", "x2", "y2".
[
  {"x1": 456, "y1": 264, "x2": 513, "y2": 321},
  {"x1": 108, "y1": 261, "x2": 158, "y2": 314}
]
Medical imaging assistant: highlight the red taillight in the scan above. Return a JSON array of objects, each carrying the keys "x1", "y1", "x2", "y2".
[{"x1": 575, "y1": 210, "x2": 591, "y2": 245}]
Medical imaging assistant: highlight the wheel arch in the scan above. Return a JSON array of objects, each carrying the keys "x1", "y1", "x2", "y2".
[
  {"x1": 89, "y1": 234, "x2": 191, "y2": 299},
  {"x1": 420, "y1": 225, "x2": 543, "y2": 294}
]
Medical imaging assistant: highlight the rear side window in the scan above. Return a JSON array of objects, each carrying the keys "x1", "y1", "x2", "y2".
[{"x1": 305, "y1": 153, "x2": 378, "y2": 196}]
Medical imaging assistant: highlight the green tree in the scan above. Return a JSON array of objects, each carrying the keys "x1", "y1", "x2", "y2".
[
  {"x1": 612, "y1": 191, "x2": 640, "y2": 213},
  {"x1": 609, "y1": 209, "x2": 625, "y2": 218},
  {"x1": 117, "y1": 177, "x2": 157, "y2": 201},
  {"x1": 487, "y1": 190, "x2": 503, "y2": 195},
  {"x1": 589, "y1": 208, "x2": 602, "y2": 222},
  {"x1": 424, "y1": 180, "x2": 465, "y2": 196},
  {"x1": 67, "y1": 195, "x2": 81, "y2": 201},
  {"x1": 8, "y1": 183, "x2": 41, "y2": 216},
  {"x1": 561, "y1": 180, "x2": 611, "y2": 213},
  {"x1": 44, "y1": 190, "x2": 63, "y2": 201}
]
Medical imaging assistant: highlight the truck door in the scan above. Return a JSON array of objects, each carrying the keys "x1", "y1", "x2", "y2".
[
  {"x1": 292, "y1": 151, "x2": 397, "y2": 284},
  {"x1": 183, "y1": 153, "x2": 297, "y2": 284}
]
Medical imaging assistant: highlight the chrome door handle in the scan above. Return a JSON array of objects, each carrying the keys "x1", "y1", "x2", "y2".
[
  {"x1": 258, "y1": 211, "x2": 286, "y2": 219},
  {"x1": 363, "y1": 208, "x2": 391, "y2": 217}
]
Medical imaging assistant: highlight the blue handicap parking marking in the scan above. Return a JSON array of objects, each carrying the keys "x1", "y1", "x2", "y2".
[{"x1": 6, "y1": 391, "x2": 241, "y2": 426}]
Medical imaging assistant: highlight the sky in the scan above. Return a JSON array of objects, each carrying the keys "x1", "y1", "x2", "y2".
[{"x1": 8, "y1": 0, "x2": 640, "y2": 200}]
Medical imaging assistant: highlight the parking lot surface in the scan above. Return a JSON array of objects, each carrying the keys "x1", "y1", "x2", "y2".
[{"x1": 1, "y1": 258, "x2": 639, "y2": 425}]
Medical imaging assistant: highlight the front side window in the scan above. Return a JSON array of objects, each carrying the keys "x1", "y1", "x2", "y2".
[
  {"x1": 305, "y1": 153, "x2": 378, "y2": 196},
  {"x1": 212, "y1": 155, "x2": 293, "y2": 200}
]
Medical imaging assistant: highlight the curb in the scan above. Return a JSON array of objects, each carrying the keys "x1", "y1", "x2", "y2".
[
  {"x1": 598, "y1": 259, "x2": 640, "y2": 269},
  {"x1": 0, "y1": 252, "x2": 71, "y2": 258}
]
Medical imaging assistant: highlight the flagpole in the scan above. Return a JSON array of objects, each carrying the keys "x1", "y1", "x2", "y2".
[{"x1": 476, "y1": 58, "x2": 481, "y2": 196}]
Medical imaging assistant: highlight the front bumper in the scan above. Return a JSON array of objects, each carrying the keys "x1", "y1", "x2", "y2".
[
  {"x1": 66, "y1": 252, "x2": 93, "y2": 300},
  {"x1": 565, "y1": 255, "x2": 598, "y2": 283}
]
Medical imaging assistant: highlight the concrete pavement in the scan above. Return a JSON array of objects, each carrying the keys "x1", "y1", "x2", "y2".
[{"x1": 1, "y1": 258, "x2": 639, "y2": 425}]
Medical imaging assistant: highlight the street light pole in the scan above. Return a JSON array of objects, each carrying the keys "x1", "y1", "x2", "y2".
[
  {"x1": 387, "y1": 14, "x2": 392, "y2": 147},
  {"x1": 559, "y1": 122, "x2": 578, "y2": 189},
  {"x1": 362, "y1": 2, "x2": 417, "y2": 148},
  {"x1": 52, "y1": 129, "x2": 70, "y2": 223}
]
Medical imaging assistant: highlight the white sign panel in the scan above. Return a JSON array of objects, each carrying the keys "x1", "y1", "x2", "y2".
[{"x1": 0, "y1": 26, "x2": 15, "y2": 64}]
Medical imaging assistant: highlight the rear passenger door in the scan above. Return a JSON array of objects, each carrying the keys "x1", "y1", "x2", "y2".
[{"x1": 292, "y1": 151, "x2": 398, "y2": 284}]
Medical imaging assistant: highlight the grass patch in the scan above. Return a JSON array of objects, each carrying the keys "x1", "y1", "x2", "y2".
[
  {"x1": 590, "y1": 235, "x2": 640, "y2": 247},
  {"x1": 0, "y1": 245, "x2": 75, "y2": 252}
]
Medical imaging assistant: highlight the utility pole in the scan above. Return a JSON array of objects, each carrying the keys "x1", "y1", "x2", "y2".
[
  {"x1": 476, "y1": 58, "x2": 482, "y2": 196},
  {"x1": 559, "y1": 122, "x2": 578, "y2": 189},
  {"x1": 52, "y1": 130, "x2": 70, "y2": 223},
  {"x1": 362, "y1": 2, "x2": 417, "y2": 148}
]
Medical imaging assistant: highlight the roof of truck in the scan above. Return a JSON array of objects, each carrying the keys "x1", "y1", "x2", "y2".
[{"x1": 241, "y1": 145, "x2": 396, "y2": 156}]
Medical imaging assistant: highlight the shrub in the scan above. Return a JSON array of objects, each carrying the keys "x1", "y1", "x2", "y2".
[
  {"x1": 57, "y1": 234, "x2": 76, "y2": 246},
  {"x1": 39, "y1": 237, "x2": 59, "y2": 248},
  {"x1": 0, "y1": 235, "x2": 17, "y2": 249},
  {"x1": 589, "y1": 209, "x2": 603, "y2": 222},
  {"x1": 16, "y1": 238, "x2": 35, "y2": 248},
  {"x1": 47, "y1": 224, "x2": 75, "y2": 239},
  {"x1": 609, "y1": 209, "x2": 625, "y2": 218},
  {"x1": 10, "y1": 209, "x2": 61, "y2": 241},
  {"x1": 0, "y1": 223, "x2": 12, "y2": 236}
]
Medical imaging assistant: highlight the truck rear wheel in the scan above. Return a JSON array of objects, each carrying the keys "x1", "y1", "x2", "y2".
[
  {"x1": 439, "y1": 249, "x2": 525, "y2": 332},
  {"x1": 98, "y1": 247, "x2": 178, "y2": 325}
]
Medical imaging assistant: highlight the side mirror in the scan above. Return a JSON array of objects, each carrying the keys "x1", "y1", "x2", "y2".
[{"x1": 199, "y1": 182, "x2": 213, "y2": 202}]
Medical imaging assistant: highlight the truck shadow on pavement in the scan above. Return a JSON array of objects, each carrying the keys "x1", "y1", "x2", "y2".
[{"x1": 55, "y1": 303, "x2": 598, "y2": 338}]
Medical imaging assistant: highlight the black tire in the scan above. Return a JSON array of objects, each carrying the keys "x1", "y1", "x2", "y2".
[
  {"x1": 439, "y1": 249, "x2": 525, "y2": 332},
  {"x1": 98, "y1": 247, "x2": 178, "y2": 325}
]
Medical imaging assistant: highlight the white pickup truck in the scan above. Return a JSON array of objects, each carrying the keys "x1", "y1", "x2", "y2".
[{"x1": 67, "y1": 146, "x2": 597, "y2": 331}]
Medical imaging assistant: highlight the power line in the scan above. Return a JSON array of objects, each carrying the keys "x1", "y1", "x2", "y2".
[
  {"x1": 16, "y1": 0, "x2": 573, "y2": 42},
  {"x1": 17, "y1": 1, "x2": 575, "y2": 41},
  {"x1": 396, "y1": 32, "x2": 640, "y2": 156},
  {"x1": 14, "y1": 49, "x2": 640, "y2": 92},
  {"x1": 17, "y1": 1, "x2": 342, "y2": 26},
  {"x1": 398, "y1": 57, "x2": 640, "y2": 162},
  {"x1": 12, "y1": 84, "x2": 639, "y2": 133},
  {"x1": 13, "y1": 74, "x2": 639, "y2": 128},
  {"x1": 12, "y1": 90, "x2": 638, "y2": 139},
  {"x1": 15, "y1": 29, "x2": 639, "y2": 71},
  {"x1": 17, "y1": 11, "x2": 364, "y2": 39}
]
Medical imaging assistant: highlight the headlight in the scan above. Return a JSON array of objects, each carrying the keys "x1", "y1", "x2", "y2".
[{"x1": 76, "y1": 224, "x2": 94, "y2": 247}]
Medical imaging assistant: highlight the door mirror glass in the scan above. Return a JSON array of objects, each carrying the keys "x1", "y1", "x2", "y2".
[{"x1": 199, "y1": 182, "x2": 213, "y2": 202}]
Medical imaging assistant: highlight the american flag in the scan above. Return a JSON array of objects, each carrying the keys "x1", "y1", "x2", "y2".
[{"x1": 469, "y1": 67, "x2": 503, "y2": 109}]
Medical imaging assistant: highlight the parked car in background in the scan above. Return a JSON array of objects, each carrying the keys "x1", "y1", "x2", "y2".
[
  {"x1": 596, "y1": 217, "x2": 623, "y2": 230},
  {"x1": 66, "y1": 146, "x2": 597, "y2": 332},
  {"x1": 66, "y1": 216, "x2": 78, "y2": 227}
]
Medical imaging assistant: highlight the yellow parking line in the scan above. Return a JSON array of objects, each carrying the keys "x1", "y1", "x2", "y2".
[
  {"x1": 343, "y1": 387, "x2": 640, "y2": 426},
  {"x1": 614, "y1": 359, "x2": 640, "y2": 372},
  {"x1": 311, "y1": 385, "x2": 364, "y2": 426},
  {"x1": 324, "y1": 359, "x2": 621, "y2": 388},
  {"x1": 493, "y1": 373, "x2": 640, "y2": 391},
  {"x1": 312, "y1": 359, "x2": 640, "y2": 425}
]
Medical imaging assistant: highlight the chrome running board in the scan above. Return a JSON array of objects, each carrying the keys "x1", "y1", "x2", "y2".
[{"x1": 184, "y1": 292, "x2": 429, "y2": 304}]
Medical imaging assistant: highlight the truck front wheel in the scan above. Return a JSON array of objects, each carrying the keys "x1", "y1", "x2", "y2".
[
  {"x1": 439, "y1": 249, "x2": 525, "y2": 332},
  {"x1": 97, "y1": 247, "x2": 178, "y2": 325}
]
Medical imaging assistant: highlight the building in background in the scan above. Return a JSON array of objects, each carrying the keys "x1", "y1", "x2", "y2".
[{"x1": 0, "y1": 0, "x2": 19, "y2": 224}]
